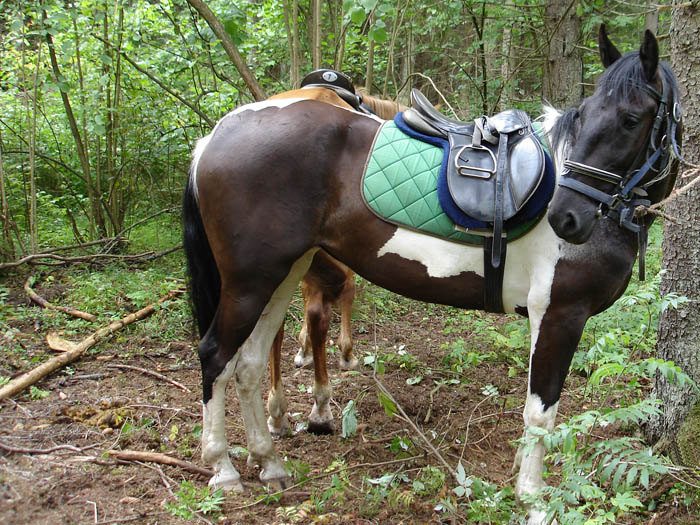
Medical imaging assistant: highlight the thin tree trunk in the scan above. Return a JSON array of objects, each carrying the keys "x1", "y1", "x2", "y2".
[
  {"x1": 543, "y1": 0, "x2": 582, "y2": 107},
  {"x1": 185, "y1": 0, "x2": 266, "y2": 101},
  {"x1": 312, "y1": 0, "x2": 322, "y2": 69},
  {"x1": 28, "y1": 38, "x2": 41, "y2": 253},
  {"x1": 45, "y1": 18, "x2": 96, "y2": 243},
  {"x1": 500, "y1": 3, "x2": 514, "y2": 111},
  {"x1": 645, "y1": 5, "x2": 700, "y2": 463},
  {"x1": 282, "y1": 0, "x2": 299, "y2": 87},
  {"x1": 365, "y1": 14, "x2": 375, "y2": 93},
  {"x1": 0, "y1": 128, "x2": 14, "y2": 259}
]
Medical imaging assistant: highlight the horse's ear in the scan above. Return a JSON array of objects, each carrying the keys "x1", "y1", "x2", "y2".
[
  {"x1": 599, "y1": 24, "x2": 622, "y2": 68},
  {"x1": 639, "y1": 29, "x2": 659, "y2": 82}
]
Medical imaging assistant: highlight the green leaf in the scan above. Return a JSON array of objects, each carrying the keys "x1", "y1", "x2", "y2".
[
  {"x1": 377, "y1": 391, "x2": 397, "y2": 417},
  {"x1": 341, "y1": 400, "x2": 358, "y2": 438},
  {"x1": 369, "y1": 26, "x2": 387, "y2": 43},
  {"x1": 349, "y1": 6, "x2": 366, "y2": 25}
]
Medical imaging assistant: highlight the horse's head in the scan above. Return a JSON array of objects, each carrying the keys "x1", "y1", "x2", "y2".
[{"x1": 547, "y1": 25, "x2": 682, "y2": 244}]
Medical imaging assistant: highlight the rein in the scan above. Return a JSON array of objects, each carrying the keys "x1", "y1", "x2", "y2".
[{"x1": 558, "y1": 75, "x2": 683, "y2": 280}]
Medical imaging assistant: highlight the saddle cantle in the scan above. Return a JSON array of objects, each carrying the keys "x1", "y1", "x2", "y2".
[
  {"x1": 300, "y1": 69, "x2": 362, "y2": 110},
  {"x1": 403, "y1": 89, "x2": 546, "y2": 268}
]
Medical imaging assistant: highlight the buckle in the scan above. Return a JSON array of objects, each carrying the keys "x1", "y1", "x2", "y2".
[{"x1": 673, "y1": 102, "x2": 682, "y2": 123}]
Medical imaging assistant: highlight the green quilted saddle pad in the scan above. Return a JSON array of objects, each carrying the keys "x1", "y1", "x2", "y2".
[{"x1": 361, "y1": 120, "x2": 539, "y2": 246}]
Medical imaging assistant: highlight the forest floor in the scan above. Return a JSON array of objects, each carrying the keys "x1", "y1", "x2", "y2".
[{"x1": 0, "y1": 270, "x2": 697, "y2": 524}]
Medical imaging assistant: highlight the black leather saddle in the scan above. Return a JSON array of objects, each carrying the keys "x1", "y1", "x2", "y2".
[
  {"x1": 403, "y1": 89, "x2": 545, "y2": 268},
  {"x1": 300, "y1": 69, "x2": 362, "y2": 110}
]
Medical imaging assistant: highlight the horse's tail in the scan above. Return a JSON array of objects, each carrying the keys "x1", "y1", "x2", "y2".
[{"x1": 183, "y1": 166, "x2": 221, "y2": 338}]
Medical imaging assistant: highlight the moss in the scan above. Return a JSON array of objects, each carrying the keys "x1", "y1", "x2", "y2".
[{"x1": 677, "y1": 401, "x2": 700, "y2": 467}]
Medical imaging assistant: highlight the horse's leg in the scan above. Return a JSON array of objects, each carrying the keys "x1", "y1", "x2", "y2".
[
  {"x1": 304, "y1": 286, "x2": 334, "y2": 434},
  {"x1": 201, "y1": 250, "x2": 316, "y2": 491},
  {"x1": 267, "y1": 325, "x2": 290, "y2": 437},
  {"x1": 199, "y1": 322, "x2": 243, "y2": 491},
  {"x1": 337, "y1": 269, "x2": 358, "y2": 370},
  {"x1": 515, "y1": 297, "x2": 586, "y2": 524},
  {"x1": 233, "y1": 251, "x2": 317, "y2": 488},
  {"x1": 294, "y1": 278, "x2": 314, "y2": 368}
]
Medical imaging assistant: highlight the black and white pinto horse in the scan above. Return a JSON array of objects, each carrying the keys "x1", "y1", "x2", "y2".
[{"x1": 183, "y1": 26, "x2": 681, "y2": 522}]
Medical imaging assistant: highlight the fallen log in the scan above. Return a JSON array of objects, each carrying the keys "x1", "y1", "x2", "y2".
[
  {"x1": 24, "y1": 275, "x2": 98, "y2": 322},
  {"x1": 106, "y1": 450, "x2": 213, "y2": 478},
  {"x1": 0, "y1": 289, "x2": 183, "y2": 401}
]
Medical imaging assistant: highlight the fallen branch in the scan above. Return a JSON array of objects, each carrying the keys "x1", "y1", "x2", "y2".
[
  {"x1": 0, "y1": 289, "x2": 183, "y2": 401},
  {"x1": 0, "y1": 245, "x2": 182, "y2": 271},
  {"x1": 0, "y1": 442, "x2": 84, "y2": 455},
  {"x1": 106, "y1": 364, "x2": 191, "y2": 393},
  {"x1": 24, "y1": 275, "x2": 98, "y2": 322},
  {"x1": 106, "y1": 450, "x2": 213, "y2": 478}
]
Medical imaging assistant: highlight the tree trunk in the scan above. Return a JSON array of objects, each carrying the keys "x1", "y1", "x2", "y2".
[
  {"x1": 312, "y1": 0, "x2": 322, "y2": 69},
  {"x1": 645, "y1": 5, "x2": 700, "y2": 466},
  {"x1": 543, "y1": 0, "x2": 582, "y2": 107},
  {"x1": 185, "y1": 0, "x2": 266, "y2": 101}
]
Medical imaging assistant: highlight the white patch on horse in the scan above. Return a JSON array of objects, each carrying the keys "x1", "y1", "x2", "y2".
[{"x1": 377, "y1": 227, "x2": 484, "y2": 279}]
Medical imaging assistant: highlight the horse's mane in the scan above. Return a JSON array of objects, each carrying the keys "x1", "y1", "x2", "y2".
[
  {"x1": 598, "y1": 52, "x2": 679, "y2": 105},
  {"x1": 357, "y1": 90, "x2": 408, "y2": 119}
]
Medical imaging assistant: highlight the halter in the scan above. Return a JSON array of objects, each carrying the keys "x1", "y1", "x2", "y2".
[{"x1": 558, "y1": 73, "x2": 682, "y2": 279}]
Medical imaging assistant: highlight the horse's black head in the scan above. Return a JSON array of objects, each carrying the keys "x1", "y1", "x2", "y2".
[{"x1": 548, "y1": 25, "x2": 682, "y2": 244}]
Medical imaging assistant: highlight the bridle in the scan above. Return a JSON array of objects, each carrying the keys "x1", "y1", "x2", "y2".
[{"x1": 557, "y1": 73, "x2": 683, "y2": 279}]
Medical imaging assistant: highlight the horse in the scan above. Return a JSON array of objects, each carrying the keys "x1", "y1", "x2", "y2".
[
  {"x1": 264, "y1": 85, "x2": 405, "y2": 436},
  {"x1": 182, "y1": 26, "x2": 681, "y2": 523}
]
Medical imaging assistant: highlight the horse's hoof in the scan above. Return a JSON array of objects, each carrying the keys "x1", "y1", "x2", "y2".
[
  {"x1": 267, "y1": 415, "x2": 292, "y2": 438},
  {"x1": 264, "y1": 476, "x2": 289, "y2": 492},
  {"x1": 293, "y1": 348, "x2": 314, "y2": 368},
  {"x1": 527, "y1": 509, "x2": 555, "y2": 525},
  {"x1": 209, "y1": 472, "x2": 245, "y2": 493},
  {"x1": 307, "y1": 419, "x2": 334, "y2": 435},
  {"x1": 339, "y1": 356, "x2": 359, "y2": 371}
]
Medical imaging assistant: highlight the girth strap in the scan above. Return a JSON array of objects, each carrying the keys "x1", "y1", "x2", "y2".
[
  {"x1": 484, "y1": 237, "x2": 506, "y2": 313},
  {"x1": 491, "y1": 132, "x2": 509, "y2": 268}
]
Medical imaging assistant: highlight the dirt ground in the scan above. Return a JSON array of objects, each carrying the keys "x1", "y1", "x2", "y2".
[{"x1": 0, "y1": 275, "x2": 695, "y2": 524}]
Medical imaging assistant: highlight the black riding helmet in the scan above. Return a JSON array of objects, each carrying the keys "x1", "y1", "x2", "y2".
[{"x1": 300, "y1": 69, "x2": 356, "y2": 93}]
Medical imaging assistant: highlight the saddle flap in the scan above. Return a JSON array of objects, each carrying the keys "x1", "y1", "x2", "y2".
[{"x1": 447, "y1": 131, "x2": 545, "y2": 223}]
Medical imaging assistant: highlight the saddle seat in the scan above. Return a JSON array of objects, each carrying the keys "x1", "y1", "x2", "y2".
[{"x1": 401, "y1": 89, "x2": 546, "y2": 269}]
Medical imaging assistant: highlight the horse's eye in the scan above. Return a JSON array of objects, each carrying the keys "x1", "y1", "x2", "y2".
[{"x1": 623, "y1": 115, "x2": 640, "y2": 130}]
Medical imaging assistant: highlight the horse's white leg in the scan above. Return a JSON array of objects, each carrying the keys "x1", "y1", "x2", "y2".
[
  {"x1": 337, "y1": 271, "x2": 358, "y2": 370},
  {"x1": 294, "y1": 281, "x2": 314, "y2": 368},
  {"x1": 267, "y1": 326, "x2": 290, "y2": 436},
  {"x1": 202, "y1": 355, "x2": 243, "y2": 491},
  {"x1": 515, "y1": 284, "x2": 586, "y2": 524},
  {"x1": 235, "y1": 251, "x2": 316, "y2": 486}
]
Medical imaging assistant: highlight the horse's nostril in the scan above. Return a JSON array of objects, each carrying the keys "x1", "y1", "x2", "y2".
[{"x1": 563, "y1": 211, "x2": 579, "y2": 234}]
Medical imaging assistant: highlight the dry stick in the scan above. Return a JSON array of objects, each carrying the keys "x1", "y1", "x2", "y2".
[
  {"x1": 106, "y1": 364, "x2": 191, "y2": 393},
  {"x1": 0, "y1": 442, "x2": 83, "y2": 455},
  {"x1": 106, "y1": 450, "x2": 213, "y2": 478},
  {"x1": 0, "y1": 245, "x2": 182, "y2": 271},
  {"x1": 0, "y1": 290, "x2": 182, "y2": 401},
  {"x1": 370, "y1": 302, "x2": 457, "y2": 481},
  {"x1": 24, "y1": 275, "x2": 98, "y2": 322}
]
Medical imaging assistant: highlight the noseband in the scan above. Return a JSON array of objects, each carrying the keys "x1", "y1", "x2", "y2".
[{"x1": 558, "y1": 75, "x2": 682, "y2": 279}]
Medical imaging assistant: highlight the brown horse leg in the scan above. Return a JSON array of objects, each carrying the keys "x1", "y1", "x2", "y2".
[
  {"x1": 337, "y1": 268, "x2": 358, "y2": 370},
  {"x1": 305, "y1": 287, "x2": 334, "y2": 434},
  {"x1": 294, "y1": 279, "x2": 314, "y2": 368},
  {"x1": 267, "y1": 325, "x2": 290, "y2": 437}
]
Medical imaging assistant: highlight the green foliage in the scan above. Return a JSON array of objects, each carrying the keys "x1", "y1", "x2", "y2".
[
  {"x1": 340, "y1": 399, "x2": 358, "y2": 438},
  {"x1": 163, "y1": 480, "x2": 224, "y2": 520}
]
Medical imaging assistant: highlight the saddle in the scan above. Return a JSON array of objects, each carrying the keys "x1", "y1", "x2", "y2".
[
  {"x1": 300, "y1": 69, "x2": 362, "y2": 110},
  {"x1": 403, "y1": 89, "x2": 545, "y2": 269}
]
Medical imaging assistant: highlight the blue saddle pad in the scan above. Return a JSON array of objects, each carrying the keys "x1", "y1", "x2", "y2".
[{"x1": 393, "y1": 113, "x2": 555, "y2": 231}]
